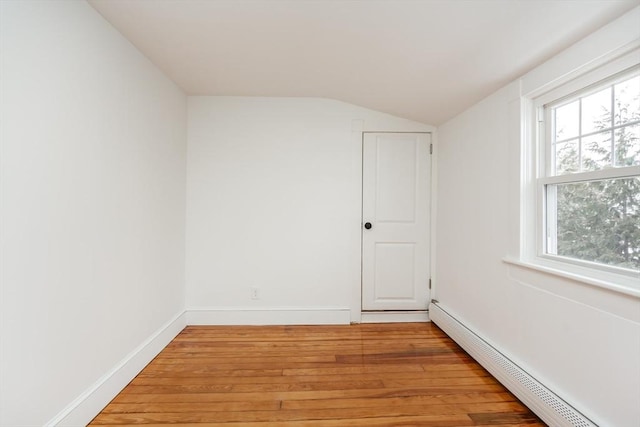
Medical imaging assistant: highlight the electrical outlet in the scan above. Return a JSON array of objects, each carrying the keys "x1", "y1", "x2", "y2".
[{"x1": 250, "y1": 287, "x2": 260, "y2": 300}]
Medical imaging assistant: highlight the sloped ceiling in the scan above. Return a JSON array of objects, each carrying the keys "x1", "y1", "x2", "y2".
[{"x1": 89, "y1": 0, "x2": 639, "y2": 125}]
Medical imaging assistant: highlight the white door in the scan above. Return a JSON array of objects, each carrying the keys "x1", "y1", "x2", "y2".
[{"x1": 362, "y1": 132, "x2": 431, "y2": 311}]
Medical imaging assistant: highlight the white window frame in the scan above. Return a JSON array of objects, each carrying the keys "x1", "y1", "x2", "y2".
[{"x1": 525, "y1": 49, "x2": 640, "y2": 294}]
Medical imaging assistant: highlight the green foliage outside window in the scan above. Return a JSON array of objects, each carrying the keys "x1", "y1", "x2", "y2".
[{"x1": 552, "y1": 75, "x2": 640, "y2": 270}]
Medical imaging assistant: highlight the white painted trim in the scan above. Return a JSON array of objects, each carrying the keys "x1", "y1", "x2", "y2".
[
  {"x1": 186, "y1": 307, "x2": 351, "y2": 325},
  {"x1": 429, "y1": 130, "x2": 438, "y2": 302},
  {"x1": 46, "y1": 311, "x2": 187, "y2": 427},
  {"x1": 360, "y1": 311, "x2": 430, "y2": 323},
  {"x1": 539, "y1": 165, "x2": 640, "y2": 185},
  {"x1": 350, "y1": 119, "x2": 365, "y2": 324},
  {"x1": 503, "y1": 257, "x2": 640, "y2": 298}
]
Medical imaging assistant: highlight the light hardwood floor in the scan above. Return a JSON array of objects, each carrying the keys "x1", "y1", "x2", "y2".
[{"x1": 90, "y1": 322, "x2": 545, "y2": 426}]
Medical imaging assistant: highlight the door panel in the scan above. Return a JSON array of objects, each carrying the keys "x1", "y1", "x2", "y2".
[
  {"x1": 362, "y1": 133, "x2": 430, "y2": 311},
  {"x1": 376, "y1": 139, "x2": 417, "y2": 222},
  {"x1": 374, "y1": 243, "x2": 415, "y2": 300}
]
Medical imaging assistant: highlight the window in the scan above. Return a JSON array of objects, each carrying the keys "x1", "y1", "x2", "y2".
[{"x1": 538, "y1": 68, "x2": 640, "y2": 276}]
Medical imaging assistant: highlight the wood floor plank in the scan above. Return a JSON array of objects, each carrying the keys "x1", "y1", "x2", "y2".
[
  {"x1": 104, "y1": 392, "x2": 516, "y2": 414},
  {"x1": 231, "y1": 379, "x2": 387, "y2": 392},
  {"x1": 133, "y1": 370, "x2": 489, "y2": 386},
  {"x1": 158, "y1": 344, "x2": 458, "y2": 356},
  {"x1": 90, "y1": 323, "x2": 546, "y2": 426},
  {"x1": 279, "y1": 391, "x2": 518, "y2": 410},
  {"x1": 469, "y1": 411, "x2": 544, "y2": 425},
  {"x1": 92, "y1": 413, "x2": 476, "y2": 427},
  {"x1": 92, "y1": 402, "x2": 530, "y2": 423},
  {"x1": 113, "y1": 383, "x2": 510, "y2": 400}
]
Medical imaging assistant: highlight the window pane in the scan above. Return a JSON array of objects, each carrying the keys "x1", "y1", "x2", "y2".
[
  {"x1": 581, "y1": 87, "x2": 611, "y2": 135},
  {"x1": 615, "y1": 124, "x2": 640, "y2": 167},
  {"x1": 550, "y1": 177, "x2": 640, "y2": 270},
  {"x1": 581, "y1": 131, "x2": 612, "y2": 171},
  {"x1": 614, "y1": 75, "x2": 640, "y2": 126},
  {"x1": 555, "y1": 100, "x2": 579, "y2": 141},
  {"x1": 554, "y1": 139, "x2": 579, "y2": 175}
]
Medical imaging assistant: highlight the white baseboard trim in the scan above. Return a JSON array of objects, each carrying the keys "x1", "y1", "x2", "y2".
[
  {"x1": 360, "y1": 310, "x2": 430, "y2": 323},
  {"x1": 46, "y1": 311, "x2": 187, "y2": 427},
  {"x1": 430, "y1": 302, "x2": 596, "y2": 427},
  {"x1": 186, "y1": 307, "x2": 351, "y2": 325}
]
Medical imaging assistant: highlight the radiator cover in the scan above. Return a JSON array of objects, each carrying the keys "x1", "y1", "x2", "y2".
[{"x1": 429, "y1": 302, "x2": 596, "y2": 427}]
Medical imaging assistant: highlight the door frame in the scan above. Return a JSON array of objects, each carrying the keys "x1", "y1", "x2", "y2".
[{"x1": 351, "y1": 130, "x2": 436, "y2": 322}]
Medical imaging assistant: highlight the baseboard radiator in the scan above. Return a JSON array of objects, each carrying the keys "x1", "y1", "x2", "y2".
[{"x1": 429, "y1": 302, "x2": 596, "y2": 427}]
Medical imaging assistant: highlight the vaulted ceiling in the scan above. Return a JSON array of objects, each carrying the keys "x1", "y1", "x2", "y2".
[{"x1": 89, "y1": 0, "x2": 639, "y2": 125}]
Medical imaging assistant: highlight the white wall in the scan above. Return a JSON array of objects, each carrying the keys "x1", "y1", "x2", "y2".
[
  {"x1": 186, "y1": 97, "x2": 433, "y2": 323},
  {"x1": 0, "y1": 2, "x2": 187, "y2": 425},
  {"x1": 435, "y1": 8, "x2": 640, "y2": 427}
]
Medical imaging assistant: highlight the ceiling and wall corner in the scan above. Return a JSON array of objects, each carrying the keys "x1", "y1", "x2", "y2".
[{"x1": 87, "y1": 0, "x2": 639, "y2": 126}]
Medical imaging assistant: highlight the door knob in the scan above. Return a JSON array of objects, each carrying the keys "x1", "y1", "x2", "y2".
[{"x1": 364, "y1": 222, "x2": 372, "y2": 230}]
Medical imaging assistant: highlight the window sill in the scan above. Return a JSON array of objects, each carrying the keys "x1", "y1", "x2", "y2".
[{"x1": 502, "y1": 257, "x2": 640, "y2": 299}]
